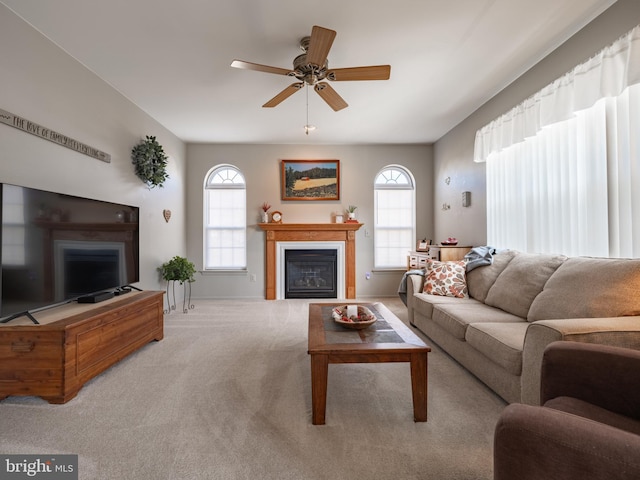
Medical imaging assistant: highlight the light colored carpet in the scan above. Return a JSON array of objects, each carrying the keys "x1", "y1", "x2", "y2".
[{"x1": 0, "y1": 297, "x2": 506, "y2": 479}]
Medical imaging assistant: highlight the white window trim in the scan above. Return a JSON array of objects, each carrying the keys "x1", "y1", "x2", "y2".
[
  {"x1": 373, "y1": 165, "x2": 416, "y2": 269},
  {"x1": 203, "y1": 164, "x2": 247, "y2": 271}
]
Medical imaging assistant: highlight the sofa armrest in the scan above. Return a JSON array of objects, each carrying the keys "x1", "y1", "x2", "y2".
[
  {"x1": 521, "y1": 316, "x2": 640, "y2": 405},
  {"x1": 406, "y1": 274, "x2": 425, "y2": 325},
  {"x1": 542, "y1": 341, "x2": 640, "y2": 419},
  {"x1": 494, "y1": 403, "x2": 640, "y2": 480}
]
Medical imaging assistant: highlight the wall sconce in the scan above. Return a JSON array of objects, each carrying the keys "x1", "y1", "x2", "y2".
[
  {"x1": 444, "y1": 177, "x2": 451, "y2": 185},
  {"x1": 442, "y1": 203, "x2": 451, "y2": 210},
  {"x1": 462, "y1": 191, "x2": 471, "y2": 207}
]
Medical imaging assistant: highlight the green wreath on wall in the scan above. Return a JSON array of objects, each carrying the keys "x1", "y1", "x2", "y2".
[{"x1": 131, "y1": 135, "x2": 169, "y2": 188}]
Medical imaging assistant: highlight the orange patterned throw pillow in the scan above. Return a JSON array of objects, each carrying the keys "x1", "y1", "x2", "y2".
[{"x1": 423, "y1": 260, "x2": 468, "y2": 298}]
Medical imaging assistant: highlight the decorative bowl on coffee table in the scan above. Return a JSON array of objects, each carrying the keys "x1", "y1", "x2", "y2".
[{"x1": 332, "y1": 305, "x2": 377, "y2": 330}]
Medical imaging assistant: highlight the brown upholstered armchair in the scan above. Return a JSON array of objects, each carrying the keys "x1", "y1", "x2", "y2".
[{"x1": 494, "y1": 341, "x2": 640, "y2": 480}]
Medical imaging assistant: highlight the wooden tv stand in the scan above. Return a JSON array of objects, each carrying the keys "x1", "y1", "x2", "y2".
[{"x1": 0, "y1": 290, "x2": 164, "y2": 404}]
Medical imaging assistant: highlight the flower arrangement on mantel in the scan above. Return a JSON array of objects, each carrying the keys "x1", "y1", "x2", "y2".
[{"x1": 260, "y1": 202, "x2": 271, "y2": 223}]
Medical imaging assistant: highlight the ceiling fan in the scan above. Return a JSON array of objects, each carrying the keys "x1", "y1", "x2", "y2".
[{"x1": 231, "y1": 25, "x2": 391, "y2": 112}]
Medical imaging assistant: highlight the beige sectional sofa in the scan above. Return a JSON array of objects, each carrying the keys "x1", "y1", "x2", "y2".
[{"x1": 405, "y1": 250, "x2": 640, "y2": 404}]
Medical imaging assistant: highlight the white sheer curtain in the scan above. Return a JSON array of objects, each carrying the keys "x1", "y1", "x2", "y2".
[{"x1": 476, "y1": 25, "x2": 640, "y2": 258}]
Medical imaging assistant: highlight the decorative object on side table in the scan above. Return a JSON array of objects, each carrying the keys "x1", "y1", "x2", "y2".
[
  {"x1": 332, "y1": 305, "x2": 377, "y2": 330},
  {"x1": 131, "y1": 135, "x2": 169, "y2": 189},
  {"x1": 260, "y1": 202, "x2": 271, "y2": 223},
  {"x1": 417, "y1": 238, "x2": 430, "y2": 251},
  {"x1": 159, "y1": 256, "x2": 196, "y2": 314},
  {"x1": 441, "y1": 237, "x2": 458, "y2": 246}
]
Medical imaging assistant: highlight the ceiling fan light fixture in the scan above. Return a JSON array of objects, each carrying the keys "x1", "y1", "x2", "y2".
[{"x1": 231, "y1": 25, "x2": 390, "y2": 113}]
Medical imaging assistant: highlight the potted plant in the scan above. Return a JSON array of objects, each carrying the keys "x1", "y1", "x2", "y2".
[
  {"x1": 159, "y1": 256, "x2": 196, "y2": 284},
  {"x1": 131, "y1": 135, "x2": 169, "y2": 189},
  {"x1": 346, "y1": 205, "x2": 357, "y2": 220}
]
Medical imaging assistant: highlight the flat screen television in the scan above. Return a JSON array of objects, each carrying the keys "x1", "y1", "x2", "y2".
[{"x1": 0, "y1": 183, "x2": 139, "y2": 321}]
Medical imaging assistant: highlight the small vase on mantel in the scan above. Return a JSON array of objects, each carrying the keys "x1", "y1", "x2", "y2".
[{"x1": 260, "y1": 202, "x2": 271, "y2": 223}]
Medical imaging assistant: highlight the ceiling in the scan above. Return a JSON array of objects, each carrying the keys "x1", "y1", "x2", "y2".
[{"x1": 1, "y1": 0, "x2": 617, "y2": 145}]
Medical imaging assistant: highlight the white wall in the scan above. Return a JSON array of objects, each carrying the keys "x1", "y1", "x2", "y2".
[
  {"x1": 433, "y1": 0, "x2": 640, "y2": 247},
  {"x1": 186, "y1": 143, "x2": 433, "y2": 299},
  {"x1": 0, "y1": 6, "x2": 187, "y2": 294}
]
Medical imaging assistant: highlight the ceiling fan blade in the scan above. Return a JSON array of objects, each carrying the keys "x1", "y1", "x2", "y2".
[
  {"x1": 327, "y1": 65, "x2": 391, "y2": 81},
  {"x1": 263, "y1": 83, "x2": 304, "y2": 108},
  {"x1": 314, "y1": 82, "x2": 348, "y2": 111},
  {"x1": 306, "y1": 26, "x2": 336, "y2": 66},
  {"x1": 231, "y1": 60, "x2": 293, "y2": 76}
]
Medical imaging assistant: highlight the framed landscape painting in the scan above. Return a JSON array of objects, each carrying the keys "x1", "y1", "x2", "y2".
[{"x1": 281, "y1": 159, "x2": 340, "y2": 201}]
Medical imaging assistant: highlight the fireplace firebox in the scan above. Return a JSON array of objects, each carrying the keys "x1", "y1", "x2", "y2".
[{"x1": 285, "y1": 249, "x2": 338, "y2": 299}]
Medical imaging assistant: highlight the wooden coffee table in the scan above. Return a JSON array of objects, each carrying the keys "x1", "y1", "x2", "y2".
[{"x1": 308, "y1": 302, "x2": 431, "y2": 425}]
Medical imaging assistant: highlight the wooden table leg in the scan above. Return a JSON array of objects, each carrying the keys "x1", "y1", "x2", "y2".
[
  {"x1": 310, "y1": 353, "x2": 329, "y2": 425},
  {"x1": 410, "y1": 351, "x2": 428, "y2": 422}
]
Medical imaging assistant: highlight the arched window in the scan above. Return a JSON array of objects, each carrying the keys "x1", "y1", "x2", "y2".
[
  {"x1": 204, "y1": 165, "x2": 246, "y2": 270},
  {"x1": 374, "y1": 165, "x2": 416, "y2": 268}
]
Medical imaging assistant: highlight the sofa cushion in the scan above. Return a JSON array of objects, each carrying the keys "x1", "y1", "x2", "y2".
[
  {"x1": 413, "y1": 292, "x2": 480, "y2": 320},
  {"x1": 528, "y1": 257, "x2": 640, "y2": 321},
  {"x1": 484, "y1": 253, "x2": 567, "y2": 319},
  {"x1": 466, "y1": 250, "x2": 518, "y2": 302},
  {"x1": 423, "y1": 260, "x2": 468, "y2": 298},
  {"x1": 432, "y1": 303, "x2": 526, "y2": 340},
  {"x1": 465, "y1": 322, "x2": 529, "y2": 375}
]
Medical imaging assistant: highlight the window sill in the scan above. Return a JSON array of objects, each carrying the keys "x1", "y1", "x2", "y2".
[{"x1": 199, "y1": 269, "x2": 248, "y2": 276}]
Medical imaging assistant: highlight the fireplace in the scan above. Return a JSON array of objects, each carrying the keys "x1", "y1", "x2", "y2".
[
  {"x1": 285, "y1": 249, "x2": 338, "y2": 298},
  {"x1": 259, "y1": 223, "x2": 363, "y2": 300},
  {"x1": 276, "y1": 241, "x2": 345, "y2": 299}
]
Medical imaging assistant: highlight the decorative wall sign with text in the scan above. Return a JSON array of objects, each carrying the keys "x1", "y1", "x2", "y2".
[{"x1": 0, "y1": 107, "x2": 111, "y2": 163}]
